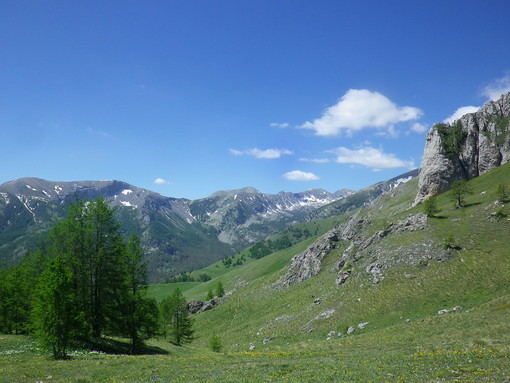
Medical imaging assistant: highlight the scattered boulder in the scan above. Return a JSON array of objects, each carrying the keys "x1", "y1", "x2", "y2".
[
  {"x1": 437, "y1": 306, "x2": 462, "y2": 315},
  {"x1": 315, "y1": 308, "x2": 336, "y2": 320},
  {"x1": 366, "y1": 263, "x2": 384, "y2": 284},
  {"x1": 188, "y1": 298, "x2": 221, "y2": 314},
  {"x1": 347, "y1": 326, "x2": 356, "y2": 334},
  {"x1": 394, "y1": 213, "x2": 428, "y2": 232},
  {"x1": 336, "y1": 268, "x2": 351, "y2": 286},
  {"x1": 357, "y1": 322, "x2": 369, "y2": 329}
]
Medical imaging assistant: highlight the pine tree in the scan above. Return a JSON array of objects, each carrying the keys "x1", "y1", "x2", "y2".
[
  {"x1": 32, "y1": 256, "x2": 80, "y2": 359},
  {"x1": 113, "y1": 234, "x2": 159, "y2": 353},
  {"x1": 160, "y1": 288, "x2": 194, "y2": 346},
  {"x1": 423, "y1": 197, "x2": 440, "y2": 217},
  {"x1": 215, "y1": 281, "x2": 225, "y2": 298},
  {"x1": 451, "y1": 179, "x2": 471, "y2": 208}
]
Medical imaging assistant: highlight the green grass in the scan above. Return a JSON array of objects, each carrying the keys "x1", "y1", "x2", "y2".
[{"x1": 3, "y1": 163, "x2": 510, "y2": 381}]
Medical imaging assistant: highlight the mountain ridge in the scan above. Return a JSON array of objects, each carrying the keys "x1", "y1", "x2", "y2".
[{"x1": 0, "y1": 177, "x2": 358, "y2": 282}]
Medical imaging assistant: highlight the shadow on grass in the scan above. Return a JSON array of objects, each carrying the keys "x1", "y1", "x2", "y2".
[
  {"x1": 430, "y1": 215, "x2": 448, "y2": 219},
  {"x1": 462, "y1": 202, "x2": 482, "y2": 208},
  {"x1": 81, "y1": 337, "x2": 169, "y2": 355}
]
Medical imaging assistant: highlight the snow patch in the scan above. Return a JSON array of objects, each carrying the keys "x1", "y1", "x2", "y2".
[
  {"x1": 121, "y1": 189, "x2": 133, "y2": 195},
  {"x1": 120, "y1": 201, "x2": 137, "y2": 208},
  {"x1": 393, "y1": 176, "x2": 412, "y2": 186},
  {"x1": 54, "y1": 185, "x2": 63, "y2": 195},
  {"x1": 0, "y1": 192, "x2": 10, "y2": 204},
  {"x1": 16, "y1": 195, "x2": 36, "y2": 221},
  {"x1": 25, "y1": 184, "x2": 38, "y2": 192}
]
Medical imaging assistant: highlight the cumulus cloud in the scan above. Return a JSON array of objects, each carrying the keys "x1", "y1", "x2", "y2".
[
  {"x1": 329, "y1": 146, "x2": 415, "y2": 171},
  {"x1": 444, "y1": 74, "x2": 510, "y2": 123},
  {"x1": 229, "y1": 148, "x2": 293, "y2": 159},
  {"x1": 443, "y1": 106, "x2": 479, "y2": 124},
  {"x1": 283, "y1": 170, "x2": 320, "y2": 181},
  {"x1": 482, "y1": 74, "x2": 510, "y2": 100},
  {"x1": 154, "y1": 178, "x2": 169, "y2": 184},
  {"x1": 270, "y1": 122, "x2": 290, "y2": 128},
  {"x1": 409, "y1": 122, "x2": 428, "y2": 134},
  {"x1": 299, "y1": 89, "x2": 423, "y2": 136}
]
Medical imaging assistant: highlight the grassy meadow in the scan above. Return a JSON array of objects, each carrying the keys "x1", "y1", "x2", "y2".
[{"x1": 2, "y1": 163, "x2": 510, "y2": 382}]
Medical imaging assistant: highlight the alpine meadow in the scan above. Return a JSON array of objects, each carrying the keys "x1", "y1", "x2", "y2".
[{"x1": 1, "y1": 2, "x2": 510, "y2": 382}]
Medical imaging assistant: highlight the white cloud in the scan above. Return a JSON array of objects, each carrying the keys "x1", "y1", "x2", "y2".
[
  {"x1": 299, "y1": 157, "x2": 330, "y2": 163},
  {"x1": 482, "y1": 74, "x2": 510, "y2": 100},
  {"x1": 444, "y1": 74, "x2": 510, "y2": 123},
  {"x1": 299, "y1": 89, "x2": 423, "y2": 136},
  {"x1": 270, "y1": 122, "x2": 290, "y2": 128},
  {"x1": 409, "y1": 122, "x2": 428, "y2": 134},
  {"x1": 283, "y1": 170, "x2": 320, "y2": 181},
  {"x1": 154, "y1": 178, "x2": 169, "y2": 184},
  {"x1": 443, "y1": 106, "x2": 479, "y2": 124},
  {"x1": 229, "y1": 148, "x2": 293, "y2": 159},
  {"x1": 329, "y1": 146, "x2": 415, "y2": 170}
]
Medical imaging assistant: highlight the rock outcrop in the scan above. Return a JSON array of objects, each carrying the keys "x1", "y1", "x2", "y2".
[
  {"x1": 415, "y1": 92, "x2": 510, "y2": 204},
  {"x1": 274, "y1": 213, "x2": 369, "y2": 288}
]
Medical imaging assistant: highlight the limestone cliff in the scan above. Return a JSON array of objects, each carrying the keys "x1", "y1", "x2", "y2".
[{"x1": 415, "y1": 92, "x2": 510, "y2": 204}]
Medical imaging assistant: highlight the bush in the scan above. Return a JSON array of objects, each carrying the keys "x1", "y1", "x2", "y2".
[
  {"x1": 209, "y1": 335, "x2": 222, "y2": 352},
  {"x1": 423, "y1": 197, "x2": 440, "y2": 217},
  {"x1": 441, "y1": 234, "x2": 455, "y2": 250}
]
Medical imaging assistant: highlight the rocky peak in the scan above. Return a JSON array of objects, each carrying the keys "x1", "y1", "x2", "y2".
[{"x1": 415, "y1": 92, "x2": 510, "y2": 204}]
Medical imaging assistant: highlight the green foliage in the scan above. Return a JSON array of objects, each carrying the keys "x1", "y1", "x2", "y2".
[
  {"x1": 341, "y1": 262, "x2": 353, "y2": 271},
  {"x1": 440, "y1": 234, "x2": 455, "y2": 250},
  {"x1": 32, "y1": 256, "x2": 81, "y2": 359},
  {"x1": 495, "y1": 207, "x2": 507, "y2": 222},
  {"x1": 1, "y1": 198, "x2": 160, "y2": 357},
  {"x1": 166, "y1": 272, "x2": 197, "y2": 283},
  {"x1": 215, "y1": 281, "x2": 225, "y2": 298},
  {"x1": 486, "y1": 115, "x2": 510, "y2": 145},
  {"x1": 450, "y1": 179, "x2": 471, "y2": 208},
  {"x1": 160, "y1": 288, "x2": 194, "y2": 346},
  {"x1": 434, "y1": 121, "x2": 467, "y2": 158},
  {"x1": 206, "y1": 289, "x2": 214, "y2": 301},
  {"x1": 496, "y1": 183, "x2": 508, "y2": 202},
  {"x1": 0, "y1": 263, "x2": 36, "y2": 334},
  {"x1": 208, "y1": 334, "x2": 222, "y2": 352},
  {"x1": 111, "y1": 234, "x2": 159, "y2": 354},
  {"x1": 423, "y1": 196, "x2": 440, "y2": 217}
]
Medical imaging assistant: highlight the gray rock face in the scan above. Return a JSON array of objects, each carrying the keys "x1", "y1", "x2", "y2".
[
  {"x1": 274, "y1": 213, "x2": 371, "y2": 288},
  {"x1": 415, "y1": 92, "x2": 510, "y2": 204},
  {"x1": 274, "y1": 230, "x2": 339, "y2": 288}
]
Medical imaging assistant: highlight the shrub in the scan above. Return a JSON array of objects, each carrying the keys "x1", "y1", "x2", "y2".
[
  {"x1": 209, "y1": 335, "x2": 222, "y2": 352},
  {"x1": 423, "y1": 197, "x2": 440, "y2": 217},
  {"x1": 441, "y1": 234, "x2": 455, "y2": 250}
]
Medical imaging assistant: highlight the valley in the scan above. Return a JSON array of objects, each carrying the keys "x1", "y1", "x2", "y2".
[{"x1": 1, "y1": 93, "x2": 510, "y2": 381}]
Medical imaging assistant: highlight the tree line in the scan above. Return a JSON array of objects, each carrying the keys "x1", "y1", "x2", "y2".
[{"x1": 0, "y1": 197, "x2": 193, "y2": 359}]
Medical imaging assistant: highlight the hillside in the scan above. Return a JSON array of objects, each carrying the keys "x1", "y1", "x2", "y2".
[
  {"x1": 144, "y1": 162, "x2": 510, "y2": 380},
  {"x1": 3, "y1": 155, "x2": 508, "y2": 382}
]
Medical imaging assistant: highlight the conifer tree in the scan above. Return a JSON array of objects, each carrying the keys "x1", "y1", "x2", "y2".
[
  {"x1": 451, "y1": 179, "x2": 471, "y2": 208},
  {"x1": 113, "y1": 234, "x2": 159, "y2": 353},
  {"x1": 215, "y1": 281, "x2": 225, "y2": 297},
  {"x1": 32, "y1": 256, "x2": 80, "y2": 359},
  {"x1": 423, "y1": 196, "x2": 440, "y2": 217},
  {"x1": 160, "y1": 288, "x2": 194, "y2": 346}
]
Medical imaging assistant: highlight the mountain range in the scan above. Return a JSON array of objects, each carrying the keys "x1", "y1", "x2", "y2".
[{"x1": 0, "y1": 177, "x2": 356, "y2": 282}]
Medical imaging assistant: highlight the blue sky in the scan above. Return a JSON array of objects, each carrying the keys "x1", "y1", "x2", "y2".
[{"x1": 1, "y1": 1, "x2": 510, "y2": 199}]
